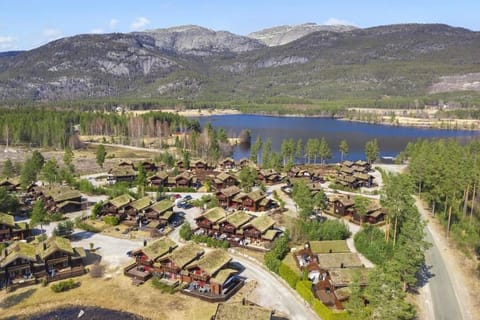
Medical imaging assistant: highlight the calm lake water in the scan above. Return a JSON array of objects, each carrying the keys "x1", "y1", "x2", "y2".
[{"x1": 194, "y1": 115, "x2": 480, "y2": 162}]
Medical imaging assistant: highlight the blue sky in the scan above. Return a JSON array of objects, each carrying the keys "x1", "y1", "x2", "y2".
[{"x1": 1, "y1": 0, "x2": 479, "y2": 51}]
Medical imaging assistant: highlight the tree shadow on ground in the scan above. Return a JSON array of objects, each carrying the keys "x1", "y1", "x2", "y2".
[{"x1": 0, "y1": 288, "x2": 37, "y2": 309}]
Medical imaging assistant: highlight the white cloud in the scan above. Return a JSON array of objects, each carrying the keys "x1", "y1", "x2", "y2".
[
  {"x1": 109, "y1": 18, "x2": 118, "y2": 30},
  {"x1": 0, "y1": 36, "x2": 15, "y2": 50},
  {"x1": 324, "y1": 18, "x2": 354, "y2": 26},
  {"x1": 41, "y1": 28, "x2": 63, "y2": 42},
  {"x1": 91, "y1": 28, "x2": 104, "y2": 34},
  {"x1": 130, "y1": 17, "x2": 150, "y2": 31}
]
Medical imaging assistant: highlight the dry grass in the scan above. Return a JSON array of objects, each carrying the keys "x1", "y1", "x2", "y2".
[{"x1": 0, "y1": 273, "x2": 217, "y2": 319}]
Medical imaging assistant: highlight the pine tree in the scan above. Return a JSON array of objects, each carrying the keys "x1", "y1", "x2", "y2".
[
  {"x1": 2, "y1": 159, "x2": 14, "y2": 178},
  {"x1": 339, "y1": 139, "x2": 349, "y2": 162},
  {"x1": 96, "y1": 144, "x2": 107, "y2": 168}
]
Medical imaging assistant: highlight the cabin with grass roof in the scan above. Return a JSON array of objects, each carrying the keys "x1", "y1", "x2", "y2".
[
  {"x1": 220, "y1": 157, "x2": 236, "y2": 170},
  {"x1": 37, "y1": 185, "x2": 83, "y2": 213},
  {"x1": 101, "y1": 194, "x2": 135, "y2": 219},
  {"x1": 157, "y1": 243, "x2": 204, "y2": 282},
  {"x1": 0, "y1": 178, "x2": 20, "y2": 192},
  {"x1": 218, "y1": 211, "x2": 252, "y2": 235},
  {"x1": 124, "y1": 196, "x2": 153, "y2": 220},
  {"x1": 0, "y1": 242, "x2": 38, "y2": 289},
  {"x1": 0, "y1": 212, "x2": 30, "y2": 243},
  {"x1": 144, "y1": 199, "x2": 174, "y2": 222},
  {"x1": 185, "y1": 249, "x2": 237, "y2": 295},
  {"x1": 149, "y1": 171, "x2": 169, "y2": 187},
  {"x1": 216, "y1": 186, "x2": 241, "y2": 208},
  {"x1": 38, "y1": 236, "x2": 86, "y2": 278},
  {"x1": 195, "y1": 207, "x2": 228, "y2": 233},
  {"x1": 241, "y1": 190, "x2": 269, "y2": 212},
  {"x1": 242, "y1": 215, "x2": 278, "y2": 242},
  {"x1": 125, "y1": 237, "x2": 177, "y2": 282}
]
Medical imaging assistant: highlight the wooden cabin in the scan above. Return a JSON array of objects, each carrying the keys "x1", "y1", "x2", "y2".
[
  {"x1": 185, "y1": 249, "x2": 236, "y2": 295},
  {"x1": 39, "y1": 185, "x2": 83, "y2": 213},
  {"x1": 0, "y1": 213, "x2": 30, "y2": 243},
  {"x1": 257, "y1": 169, "x2": 282, "y2": 185},
  {"x1": 194, "y1": 207, "x2": 228, "y2": 233},
  {"x1": 0, "y1": 178, "x2": 20, "y2": 192},
  {"x1": 37, "y1": 237, "x2": 86, "y2": 280},
  {"x1": 331, "y1": 195, "x2": 355, "y2": 216},
  {"x1": 212, "y1": 172, "x2": 238, "y2": 190},
  {"x1": 218, "y1": 211, "x2": 252, "y2": 235},
  {"x1": 242, "y1": 215, "x2": 277, "y2": 241},
  {"x1": 124, "y1": 196, "x2": 153, "y2": 220},
  {"x1": 140, "y1": 161, "x2": 157, "y2": 173},
  {"x1": 108, "y1": 161, "x2": 137, "y2": 183},
  {"x1": 215, "y1": 186, "x2": 241, "y2": 208},
  {"x1": 241, "y1": 190, "x2": 272, "y2": 212},
  {"x1": 156, "y1": 243, "x2": 204, "y2": 282},
  {"x1": 220, "y1": 158, "x2": 236, "y2": 170},
  {"x1": 149, "y1": 171, "x2": 169, "y2": 187},
  {"x1": 101, "y1": 194, "x2": 135, "y2": 220}
]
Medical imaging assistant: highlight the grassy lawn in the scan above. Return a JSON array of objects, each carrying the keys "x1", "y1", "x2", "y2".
[
  {"x1": 309, "y1": 240, "x2": 350, "y2": 254},
  {"x1": 282, "y1": 254, "x2": 302, "y2": 276},
  {"x1": 0, "y1": 273, "x2": 217, "y2": 319}
]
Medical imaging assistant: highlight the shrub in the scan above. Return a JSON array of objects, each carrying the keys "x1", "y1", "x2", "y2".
[
  {"x1": 103, "y1": 216, "x2": 119, "y2": 226},
  {"x1": 264, "y1": 234, "x2": 291, "y2": 273},
  {"x1": 50, "y1": 279, "x2": 78, "y2": 293},
  {"x1": 296, "y1": 280, "x2": 314, "y2": 304},
  {"x1": 151, "y1": 277, "x2": 178, "y2": 294},
  {"x1": 192, "y1": 234, "x2": 229, "y2": 248},
  {"x1": 74, "y1": 217, "x2": 101, "y2": 233},
  {"x1": 179, "y1": 222, "x2": 193, "y2": 241}
]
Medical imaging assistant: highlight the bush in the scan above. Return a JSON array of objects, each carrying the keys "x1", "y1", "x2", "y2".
[
  {"x1": 264, "y1": 234, "x2": 290, "y2": 273},
  {"x1": 103, "y1": 216, "x2": 119, "y2": 226},
  {"x1": 312, "y1": 299, "x2": 348, "y2": 320},
  {"x1": 296, "y1": 280, "x2": 314, "y2": 304},
  {"x1": 192, "y1": 234, "x2": 229, "y2": 248},
  {"x1": 50, "y1": 279, "x2": 78, "y2": 293},
  {"x1": 179, "y1": 222, "x2": 193, "y2": 241},
  {"x1": 151, "y1": 277, "x2": 178, "y2": 294},
  {"x1": 74, "y1": 217, "x2": 101, "y2": 233},
  {"x1": 170, "y1": 187, "x2": 196, "y2": 193},
  {"x1": 279, "y1": 263, "x2": 300, "y2": 288},
  {"x1": 294, "y1": 219, "x2": 350, "y2": 242},
  {"x1": 53, "y1": 220, "x2": 74, "y2": 237}
]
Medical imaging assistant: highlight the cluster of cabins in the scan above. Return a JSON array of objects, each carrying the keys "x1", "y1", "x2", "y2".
[
  {"x1": 0, "y1": 236, "x2": 86, "y2": 291},
  {"x1": 327, "y1": 194, "x2": 386, "y2": 225},
  {"x1": 292, "y1": 241, "x2": 367, "y2": 309},
  {"x1": 215, "y1": 186, "x2": 276, "y2": 212},
  {"x1": 124, "y1": 237, "x2": 243, "y2": 300},
  {"x1": 98, "y1": 194, "x2": 176, "y2": 233},
  {"x1": 194, "y1": 207, "x2": 281, "y2": 249},
  {"x1": 336, "y1": 160, "x2": 374, "y2": 189}
]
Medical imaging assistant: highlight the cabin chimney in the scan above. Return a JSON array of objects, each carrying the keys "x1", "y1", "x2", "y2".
[
  {"x1": 3, "y1": 248, "x2": 7, "y2": 256},
  {"x1": 143, "y1": 240, "x2": 147, "y2": 247},
  {"x1": 340, "y1": 262, "x2": 344, "y2": 268},
  {"x1": 43, "y1": 243, "x2": 47, "y2": 251},
  {"x1": 168, "y1": 246, "x2": 173, "y2": 253},
  {"x1": 242, "y1": 298, "x2": 246, "y2": 306}
]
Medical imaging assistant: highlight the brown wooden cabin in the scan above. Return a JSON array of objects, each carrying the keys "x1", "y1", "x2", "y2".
[
  {"x1": 37, "y1": 185, "x2": 83, "y2": 213},
  {"x1": 124, "y1": 196, "x2": 153, "y2": 220},
  {"x1": 126, "y1": 237, "x2": 177, "y2": 281},
  {"x1": 176, "y1": 160, "x2": 186, "y2": 170},
  {"x1": 220, "y1": 157, "x2": 236, "y2": 170},
  {"x1": 144, "y1": 199, "x2": 175, "y2": 227},
  {"x1": 218, "y1": 211, "x2": 252, "y2": 235},
  {"x1": 0, "y1": 213, "x2": 30, "y2": 243},
  {"x1": 215, "y1": 186, "x2": 241, "y2": 208},
  {"x1": 193, "y1": 159, "x2": 214, "y2": 172},
  {"x1": 149, "y1": 171, "x2": 169, "y2": 187},
  {"x1": 212, "y1": 172, "x2": 238, "y2": 190},
  {"x1": 242, "y1": 215, "x2": 277, "y2": 241},
  {"x1": 101, "y1": 194, "x2": 135, "y2": 220},
  {"x1": 140, "y1": 161, "x2": 157, "y2": 173},
  {"x1": 185, "y1": 249, "x2": 236, "y2": 295},
  {"x1": 352, "y1": 172, "x2": 374, "y2": 188},
  {"x1": 174, "y1": 172, "x2": 194, "y2": 188},
  {"x1": 257, "y1": 169, "x2": 282, "y2": 185},
  {"x1": 331, "y1": 195, "x2": 355, "y2": 216},
  {"x1": 156, "y1": 243, "x2": 204, "y2": 282},
  {"x1": 351, "y1": 201, "x2": 385, "y2": 224},
  {"x1": 0, "y1": 242, "x2": 39, "y2": 289},
  {"x1": 237, "y1": 158, "x2": 255, "y2": 169},
  {"x1": 0, "y1": 179, "x2": 20, "y2": 192},
  {"x1": 240, "y1": 190, "x2": 272, "y2": 212},
  {"x1": 38, "y1": 237, "x2": 86, "y2": 278},
  {"x1": 195, "y1": 207, "x2": 228, "y2": 233},
  {"x1": 108, "y1": 161, "x2": 137, "y2": 183}
]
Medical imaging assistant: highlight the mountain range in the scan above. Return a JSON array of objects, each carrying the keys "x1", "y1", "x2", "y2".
[{"x1": 1, "y1": 23, "x2": 480, "y2": 102}]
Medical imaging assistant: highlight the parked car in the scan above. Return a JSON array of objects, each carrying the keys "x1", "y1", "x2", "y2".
[{"x1": 184, "y1": 195, "x2": 192, "y2": 201}]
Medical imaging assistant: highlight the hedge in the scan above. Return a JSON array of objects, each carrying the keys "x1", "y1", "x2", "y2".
[
  {"x1": 279, "y1": 263, "x2": 300, "y2": 289},
  {"x1": 296, "y1": 280, "x2": 314, "y2": 304},
  {"x1": 50, "y1": 279, "x2": 78, "y2": 293}
]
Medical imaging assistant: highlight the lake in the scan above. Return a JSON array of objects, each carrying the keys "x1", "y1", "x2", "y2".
[{"x1": 194, "y1": 114, "x2": 480, "y2": 162}]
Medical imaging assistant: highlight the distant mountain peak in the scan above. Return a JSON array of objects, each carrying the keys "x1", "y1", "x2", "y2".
[{"x1": 248, "y1": 23, "x2": 357, "y2": 46}]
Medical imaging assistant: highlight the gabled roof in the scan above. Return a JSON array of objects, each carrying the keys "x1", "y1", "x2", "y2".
[
  {"x1": 0, "y1": 212, "x2": 15, "y2": 227},
  {"x1": 333, "y1": 195, "x2": 354, "y2": 207},
  {"x1": 317, "y1": 252, "x2": 363, "y2": 269},
  {"x1": 148, "y1": 199, "x2": 174, "y2": 214},
  {"x1": 329, "y1": 268, "x2": 368, "y2": 287},
  {"x1": 149, "y1": 171, "x2": 169, "y2": 180},
  {"x1": 246, "y1": 190, "x2": 266, "y2": 202},
  {"x1": 41, "y1": 185, "x2": 82, "y2": 203},
  {"x1": 108, "y1": 194, "x2": 135, "y2": 208},
  {"x1": 355, "y1": 160, "x2": 368, "y2": 166},
  {"x1": 353, "y1": 172, "x2": 372, "y2": 181},
  {"x1": 244, "y1": 215, "x2": 275, "y2": 233},
  {"x1": 217, "y1": 185, "x2": 241, "y2": 198},
  {"x1": 221, "y1": 157, "x2": 235, "y2": 164},
  {"x1": 212, "y1": 268, "x2": 238, "y2": 285},
  {"x1": 187, "y1": 249, "x2": 231, "y2": 276},
  {"x1": 128, "y1": 196, "x2": 152, "y2": 211},
  {"x1": 197, "y1": 207, "x2": 227, "y2": 223},
  {"x1": 175, "y1": 172, "x2": 192, "y2": 181},
  {"x1": 0, "y1": 178, "x2": 20, "y2": 187},
  {"x1": 216, "y1": 172, "x2": 235, "y2": 182},
  {"x1": 109, "y1": 166, "x2": 137, "y2": 177},
  {"x1": 226, "y1": 211, "x2": 252, "y2": 228},
  {"x1": 38, "y1": 236, "x2": 75, "y2": 259},
  {"x1": 138, "y1": 237, "x2": 177, "y2": 260},
  {"x1": 342, "y1": 160, "x2": 354, "y2": 167},
  {"x1": 232, "y1": 192, "x2": 247, "y2": 202},
  {"x1": 263, "y1": 229, "x2": 280, "y2": 241},
  {"x1": 0, "y1": 242, "x2": 37, "y2": 268},
  {"x1": 160, "y1": 243, "x2": 204, "y2": 269}
]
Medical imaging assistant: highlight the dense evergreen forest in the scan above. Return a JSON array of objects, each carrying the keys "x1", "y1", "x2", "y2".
[
  {"x1": 400, "y1": 139, "x2": 480, "y2": 252},
  {"x1": 0, "y1": 108, "x2": 200, "y2": 148}
]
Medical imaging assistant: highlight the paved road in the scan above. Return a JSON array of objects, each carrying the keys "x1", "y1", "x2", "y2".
[
  {"x1": 232, "y1": 253, "x2": 319, "y2": 320},
  {"x1": 415, "y1": 197, "x2": 472, "y2": 320}
]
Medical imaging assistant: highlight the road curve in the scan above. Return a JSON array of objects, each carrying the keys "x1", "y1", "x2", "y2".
[{"x1": 231, "y1": 252, "x2": 319, "y2": 320}]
